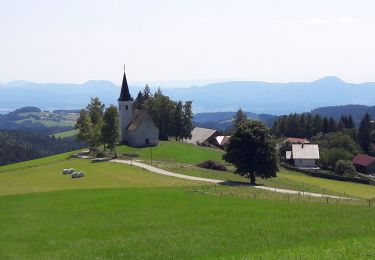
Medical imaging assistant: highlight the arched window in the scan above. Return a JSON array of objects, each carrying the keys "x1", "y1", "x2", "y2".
[{"x1": 125, "y1": 105, "x2": 128, "y2": 110}]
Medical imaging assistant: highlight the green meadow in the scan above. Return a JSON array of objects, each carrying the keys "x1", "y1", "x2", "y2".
[
  {"x1": 1, "y1": 142, "x2": 375, "y2": 259},
  {"x1": 51, "y1": 129, "x2": 79, "y2": 138}
]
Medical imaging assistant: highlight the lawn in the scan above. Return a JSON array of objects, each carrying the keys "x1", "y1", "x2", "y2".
[
  {"x1": 51, "y1": 128, "x2": 79, "y2": 138},
  {"x1": 0, "y1": 157, "x2": 199, "y2": 196},
  {"x1": 1, "y1": 187, "x2": 375, "y2": 259},
  {"x1": 116, "y1": 141, "x2": 224, "y2": 164},
  {"x1": 16, "y1": 118, "x2": 76, "y2": 127},
  {"x1": 152, "y1": 162, "x2": 375, "y2": 199},
  {"x1": 2, "y1": 149, "x2": 375, "y2": 258}
]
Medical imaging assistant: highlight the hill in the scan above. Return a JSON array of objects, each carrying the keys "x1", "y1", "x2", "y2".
[
  {"x1": 311, "y1": 104, "x2": 375, "y2": 125},
  {"x1": 1, "y1": 145, "x2": 375, "y2": 258},
  {"x1": 2, "y1": 77, "x2": 375, "y2": 114}
]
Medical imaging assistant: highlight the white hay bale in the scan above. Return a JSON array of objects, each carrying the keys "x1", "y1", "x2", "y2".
[
  {"x1": 71, "y1": 172, "x2": 79, "y2": 178},
  {"x1": 78, "y1": 171, "x2": 85, "y2": 177},
  {"x1": 68, "y1": 168, "x2": 76, "y2": 174},
  {"x1": 62, "y1": 169, "x2": 70, "y2": 175}
]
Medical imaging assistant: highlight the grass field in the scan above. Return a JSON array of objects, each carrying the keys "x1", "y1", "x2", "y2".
[
  {"x1": 51, "y1": 128, "x2": 79, "y2": 138},
  {"x1": 16, "y1": 118, "x2": 76, "y2": 127},
  {"x1": 1, "y1": 187, "x2": 375, "y2": 259},
  {"x1": 2, "y1": 143, "x2": 375, "y2": 258},
  {"x1": 116, "y1": 141, "x2": 224, "y2": 164}
]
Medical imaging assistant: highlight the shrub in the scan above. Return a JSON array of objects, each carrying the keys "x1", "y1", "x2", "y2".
[
  {"x1": 197, "y1": 160, "x2": 227, "y2": 171},
  {"x1": 335, "y1": 160, "x2": 357, "y2": 177},
  {"x1": 122, "y1": 153, "x2": 140, "y2": 158}
]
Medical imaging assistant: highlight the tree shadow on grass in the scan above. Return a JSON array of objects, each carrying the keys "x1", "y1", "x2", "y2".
[{"x1": 218, "y1": 180, "x2": 265, "y2": 187}]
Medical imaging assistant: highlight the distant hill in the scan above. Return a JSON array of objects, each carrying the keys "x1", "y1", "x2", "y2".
[
  {"x1": 311, "y1": 104, "x2": 375, "y2": 126},
  {"x1": 193, "y1": 111, "x2": 277, "y2": 131},
  {"x1": 2, "y1": 76, "x2": 375, "y2": 114}
]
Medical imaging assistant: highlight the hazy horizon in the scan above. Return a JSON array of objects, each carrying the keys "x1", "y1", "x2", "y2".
[{"x1": 1, "y1": 0, "x2": 375, "y2": 85}]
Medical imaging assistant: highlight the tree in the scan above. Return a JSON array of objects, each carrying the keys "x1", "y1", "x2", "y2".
[
  {"x1": 335, "y1": 160, "x2": 357, "y2": 177},
  {"x1": 233, "y1": 108, "x2": 247, "y2": 129},
  {"x1": 76, "y1": 109, "x2": 92, "y2": 145},
  {"x1": 172, "y1": 101, "x2": 184, "y2": 140},
  {"x1": 223, "y1": 120, "x2": 278, "y2": 184},
  {"x1": 86, "y1": 97, "x2": 104, "y2": 125},
  {"x1": 101, "y1": 105, "x2": 120, "y2": 156},
  {"x1": 182, "y1": 101, "x2": 194, "y2": 139},
  {"x1": 312, "y1": 132, "x2": 362, "y2": 168},
  {"x1": 358, "y1": 113, "x2": 373, "y2": 153}
]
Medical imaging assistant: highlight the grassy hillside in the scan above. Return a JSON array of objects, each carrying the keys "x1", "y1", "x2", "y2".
[
  {"x1": 1, "y1": 188, "x2": 375, "y2": 259},
  {"x1": 51, "y1": 129, "x2": 79, "y2": 138},
  {"x1": 116, "y1": 141, "x2": 224, "y2": 164},
  {"x1": 0, "y1": 157, "x2": 199, "y2": 196},
  {"x1": 2, "y1": 144, "x2": 375, "y2": 258}
]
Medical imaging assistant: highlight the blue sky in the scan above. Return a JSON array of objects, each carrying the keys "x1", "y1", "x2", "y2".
[{"x1": 1, "y1": 0, "x2": 375, "y2": 86}]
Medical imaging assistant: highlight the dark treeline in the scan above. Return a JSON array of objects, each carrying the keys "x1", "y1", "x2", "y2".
[
  {"x1": 134, "y1": 85, "x2": 193, "y2": 140},
  {"x1": 0, "y1": 130, "x2": 85, "y2": 166},
  {"x1": 272, "y1": 113, "x2": 355, "y2": 139}
]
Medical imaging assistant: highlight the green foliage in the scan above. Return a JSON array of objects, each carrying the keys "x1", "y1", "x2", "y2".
[
  {"x1": 358, "y1": 113, "x2": 374, "y2": 153},
  {"x1": 0, "y1": 130, "x2": 84, "y2": 166},
  {"x1": 145, "y1": 88, "x2": 193, "y2": 140},
  {"x1": 101, "y1": 105, "x2": 119, "y2": 155},
  {"x1": 311, "y1": 132, "x2": 362, "y2": 169},
  {"x1": 335, "y1": 160, "x2": 357, "y2": 177},
  {"x1": 233, "y1": 108, "x2": 247, "y2": 129},
  {"x1": 197, "y1": 160, "x2": 227, "y2": 171},
  {"x1": 224, "y1": 120, "x2": 278, "y2": 184}
]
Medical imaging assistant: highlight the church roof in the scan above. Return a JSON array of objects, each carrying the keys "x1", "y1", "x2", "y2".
[
  {"x1": 127, "y1": 110, "x2": 148, "y2": 131},
  {"x1": 118, "y1": 70, "x2": 132, "y2": 101}
]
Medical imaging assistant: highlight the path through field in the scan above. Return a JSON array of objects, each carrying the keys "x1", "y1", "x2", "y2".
[{"x1": 110, "y1": 159, "x2": 353, "y2": 200}]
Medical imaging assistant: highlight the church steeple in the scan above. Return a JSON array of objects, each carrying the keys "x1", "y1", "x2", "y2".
[{"x1": 118, "y1": 66, "x2": 132, "y2": 101}]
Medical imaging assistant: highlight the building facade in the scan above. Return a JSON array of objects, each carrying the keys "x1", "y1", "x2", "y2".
[{"x1": 118, "y1": 69, "x2": 159, "y2": 147}]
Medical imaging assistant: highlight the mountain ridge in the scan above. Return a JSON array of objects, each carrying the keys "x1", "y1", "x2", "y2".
[{"x1": 2, "y1": 77, "x2": 375, "y2": 114}]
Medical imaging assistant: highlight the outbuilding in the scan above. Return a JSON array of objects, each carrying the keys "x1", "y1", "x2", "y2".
[
  {"x1": 352, "y1": 154, "x2": 375, "y2": 174},
  {"x1": 287, "y1": 144, "x2": 320, "y2": 168}
]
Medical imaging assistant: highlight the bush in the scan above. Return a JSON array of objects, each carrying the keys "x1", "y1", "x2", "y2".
[
  {"x1": 197, "y1": 160, "x2": 227, "y2": 171},
  {"x1": 335, "y1": 160, "x2": 357, "y2": 177},
  {"x1": 122, "y1": 153, "x2": 140, "y2": 158}
]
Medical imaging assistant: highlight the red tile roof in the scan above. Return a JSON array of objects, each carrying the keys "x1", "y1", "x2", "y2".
[
  {"x1": 352, "y1": 154, "x2": 375, "y2": 167},
  {"x1": 284, "y1": 137, "x2": 310, "y2": 144}
]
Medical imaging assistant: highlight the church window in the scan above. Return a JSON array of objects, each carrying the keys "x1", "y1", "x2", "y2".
[
  {"x1": 125, "y1": 105, "x2": 128, "y2": 110},
  {"x1": 145, "y1": 138, "x2": 150, "y2": 145}
]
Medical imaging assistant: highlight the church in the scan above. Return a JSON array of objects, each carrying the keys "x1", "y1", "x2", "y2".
[{"x1": 118, "y1": 69, "x2": 159, "y2": 147}]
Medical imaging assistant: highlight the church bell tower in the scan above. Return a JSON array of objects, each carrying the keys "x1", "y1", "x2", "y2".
[{"x1": 118, "y1": 66, "x2": 133, "y2": 143}]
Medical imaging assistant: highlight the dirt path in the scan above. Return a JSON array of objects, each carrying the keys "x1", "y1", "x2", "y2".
[{"x1": 110, "y1": 159, "x2": 353, "y2": 200}]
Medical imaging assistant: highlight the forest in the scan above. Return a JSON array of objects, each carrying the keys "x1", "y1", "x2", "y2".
[{"x1": 0, "y1": 130, "x2": 85, "y2": 166}]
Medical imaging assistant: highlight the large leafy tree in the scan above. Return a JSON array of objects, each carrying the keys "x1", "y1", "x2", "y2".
[
  {"x1": 101, "y1": 105, "x2": 120, "y2": 156},
  {"x1": 223, "y1": 120, "x2": 278, "y2": 184}
]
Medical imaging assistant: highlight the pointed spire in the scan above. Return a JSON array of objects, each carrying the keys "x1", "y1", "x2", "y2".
[{"x1": 118, "y1": 65, "x2": 132, "y2": 101}]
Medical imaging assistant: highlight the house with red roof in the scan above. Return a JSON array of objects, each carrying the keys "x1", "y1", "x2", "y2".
[{"x1": 352, "y1": 154, "x2": 375, "y2": 174}]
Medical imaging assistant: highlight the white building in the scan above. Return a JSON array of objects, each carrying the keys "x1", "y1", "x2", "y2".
[
  {"x1": 118, "y1": 69, "x2": 159, "y2": 147},
  {"x1": 287, "y1": 144, "x2": 320, "y2": 168}
]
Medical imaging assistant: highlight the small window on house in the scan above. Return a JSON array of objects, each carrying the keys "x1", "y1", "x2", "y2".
[
  {"x1": 125, "y1": 105, "x2": 128, "y2": 110},
  {"x1": 145, "y1": 138, "x2": 150, "y2": 145}
]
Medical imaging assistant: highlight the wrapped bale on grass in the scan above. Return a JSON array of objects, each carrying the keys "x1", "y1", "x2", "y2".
[{"x1": 71, "y1": 172, "x2": 79, "y2": 178}]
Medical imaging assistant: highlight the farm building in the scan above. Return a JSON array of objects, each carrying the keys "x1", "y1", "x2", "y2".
[
  {"x1": 118, "y1": 69, "x2": 159, "y2": 147},
  {"x1": 286, "y1": 144, "x2": 320, "y2": 168},
  {"x1": 352, "y1": 154, "x2": 375, "y2": 174},
  {"x1": 186, "y1": 127, "x2": 220, "y2": 145},
  {"x1": 215, "y1": 135, "x2": 230, "y2": 148}
]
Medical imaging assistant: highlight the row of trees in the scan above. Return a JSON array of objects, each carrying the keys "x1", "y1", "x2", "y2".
[
  {"x1": 76, "y1": 98, "x2": 119, "y2": 155},
  {"x1": 272, "y1": 113, "x2": 356, "y2": 139},
  {"x1": 134, "y1": 86, "x2": 193, "y2": 140}
]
